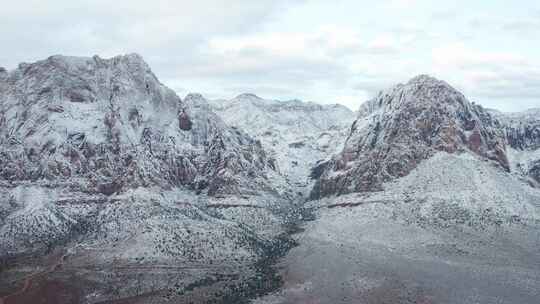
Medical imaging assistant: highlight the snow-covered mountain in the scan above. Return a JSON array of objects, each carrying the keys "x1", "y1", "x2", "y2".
[
  {"x1": 0, "y1": 54, "x2": 280, "y2": 195},
  {"x1": 311, "y1": 75, "x2": 516, "y2": 198},
  {"x1": 1, "y1": 55, "x2": 539, "y2": 304},
  {"x1": 256, "y1": 76, "x2": 540, "y2": 304},
  {"x1": 0, "y1": 54, "x2": 294, "y2": 303},
  {"x1": 209, "y1": 93, "x2": 355, "y2": 195}
]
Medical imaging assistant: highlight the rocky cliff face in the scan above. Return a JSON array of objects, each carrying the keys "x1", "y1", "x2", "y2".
[
  {"x1": 0, "y1": 54, "x2": 293, "y2": 303},
  {"x1": 209, "y1": 93, "x2": 355, "y2": 196},
  {"x1": 292, "y1": 77, "x2": 540, "y2": 304},
  {"x1": 0, "y1": 54, "x2": 275, "y2": 196},
  {"x1": 1, "y1": 56, "x2": 538, "y2": 303},
  {"x1": 496, "y1": 108, "x2": 540, "y2": 150},
  {"x1": 310, "y1": 75, "x2": 510, "y2": 198},
  {"x1": 491, "y1": 108, "x2": 540, "y2": 186}
]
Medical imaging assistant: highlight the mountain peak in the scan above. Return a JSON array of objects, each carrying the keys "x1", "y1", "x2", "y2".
[
  {"x1": 406, "y1": 74, "x2": 441, "y2": 84},
  {"x1": 184, "y1": 93, "x2": 211, "y2": 108},
  {"x1": 399, "y1": 74, "x2": 458, "y2": 96},
  {"x1": 3, "y1": 53, "x2": 168, "y2": 105},
  {"x1": 0, "y1": 53, "x2": 278, "y2": 196},
  {"x1": 185, "y1": 92, "x2": 205, "y2": 100},
  {"x1": 39, "y1": 53, "x2": 150, "y2": 71},
  {"x1": 235, "y1": 93, "x2": 262, "y2": 100},
  {"x1": 359, "y1": 75, "x2": 464, "y2": 118},
  {"x1": 311, "y1": 75, "x2": 509, "y2": 198},
  {"x1": 120, "y1": 52, "x2": 145, "y2": 61}
]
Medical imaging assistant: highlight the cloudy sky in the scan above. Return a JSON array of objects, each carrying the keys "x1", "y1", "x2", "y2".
[{"x1": 1, "y1": 0, "x2": 539, "y2": 111}]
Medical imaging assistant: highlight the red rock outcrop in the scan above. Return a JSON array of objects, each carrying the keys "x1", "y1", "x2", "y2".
[{"x1": 310, "y1": 75, "x2": 509, "y2": 198}]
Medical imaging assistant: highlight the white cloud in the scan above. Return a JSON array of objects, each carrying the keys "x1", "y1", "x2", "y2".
[
  {"x1": 432, "y1": 43, "x2": 528, "y2": 69},
  {"x1": 0, "y1": 0, "x2": 297, "y2": 67},
  {"x1": 208, "y1": 25, "x2": 366, "y2": 59},
  {"x1": 430, "y1": 43, "x2": 540, "y2": 111}
]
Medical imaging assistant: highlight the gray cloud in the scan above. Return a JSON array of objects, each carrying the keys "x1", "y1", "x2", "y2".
[
  {"x1": 470, "y1": 70, "x2": 540, "y2": 100},
  {"x1": 0, "y1": 0, "x2": 300, "y2": 68}
]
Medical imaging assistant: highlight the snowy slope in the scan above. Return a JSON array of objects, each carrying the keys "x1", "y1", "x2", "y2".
[
  {"x1": 0, "y1": 54, "x2": 278, "y2": 196},
  {"x1": 260, "y1": 150, "x2": 540, "y2": 304},
  {"x1": 1, "y1": 56, "x2": 539, "y2": 304},
  {"x1": 0, "y1": 54, "x2": 294, "y2": 303},
  {"x1": 313, "y1": 152, "x2": 540, "y2": 225},
  {"x1": 209, "y1": 93, "x2": 355, "y2": 195},
  {"x1": 311, "y1": 75, "x2": 511, "y2": 198},
  {"x1": 255, "y1": 79, "x2": 540, "y2": 304}
]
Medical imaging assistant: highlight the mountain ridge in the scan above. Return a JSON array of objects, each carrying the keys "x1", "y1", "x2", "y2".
[
  {"x1": 0, "y1": 54, "x2": 296, "y2": 303},
  {"x1": 310, "y1": 74, "x2": 522, "y2": 198},
  {"x1": 1, "y1": 54, "x2": 539, "y2": 303},
  {"x1": 208, "y1": 92, "x2": 355, "y2": 196}
]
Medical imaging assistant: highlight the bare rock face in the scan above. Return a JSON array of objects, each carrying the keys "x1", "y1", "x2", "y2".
[
  {"x1": 0, "y1": 54, "x2": 276, "y2": 196},
  {"x1": 310, "y1": 75, "x2": 509, "y2": 198},
  {"x1": 491, "y1": 108, "x2": 540, "y2": 185},
  {"x1": 209, "y1": 93, "x2": 355, "y2": 196},
  {"x1": 499, "y1": 109, "x2": 540, "y2": 150},
  {"x1": 0, "y1": 67, "x2": 7, "y2": 97},
  {"x1": 0, "y1": 55, "x2": 292, "y2": 303},
  {"x1": 178, "y1": 109, "x2": 192, "y2": 131},
  {"x1": 492, "y1": 108, "x2": 540, "y2": 154},
  {"x1": 529, "y1": 160, "x2": 540, "y2": 185}
]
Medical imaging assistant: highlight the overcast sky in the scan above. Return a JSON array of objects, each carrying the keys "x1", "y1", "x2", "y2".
[{"x1": 1, "y1": 0, "x2": 539, "y2": 112}]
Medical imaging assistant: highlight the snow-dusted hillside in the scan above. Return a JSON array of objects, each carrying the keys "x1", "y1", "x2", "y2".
[
  {"x1": 313, "y1": 152, "x2": 540, "y2": 225},
  {"x1": 260, "y1": 175, "x2": 540, "y2": 303},
  {"x1": 0, "y1": 54, "x2": 279, "y2": 196},
  {"x1": 310, "y1": 75, "x2": 511, "y2": 198},
  {"x1": 0, "y1": 54, "x2": 294, "y2": 303},
  {"x1": 209, "y1": 93, "x2": 355, "y2": 195},
  {"x1": 255, "y1": 79, "x2": 540, "y2": 304},
  {"x1": 1, "y1": 56, "x2": 539, "y2": 304}
]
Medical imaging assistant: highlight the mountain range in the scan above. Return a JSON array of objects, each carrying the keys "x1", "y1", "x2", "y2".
[{"x1": 0, "y1": 54, "x2": 539, "y2": 304}]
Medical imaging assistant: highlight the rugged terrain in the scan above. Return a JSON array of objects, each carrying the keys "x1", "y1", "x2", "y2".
[
  {"x1": 492, "y1": 108, "x2": 540, "y2": 187},
  {"x1": 253, "y1": 76, "x2": 540, "y2": 304},
  {"x1": 209, "y1": 94, "x2": 354, "y2": 196},
  {"x1": 0, "y1": 56, "x2": 539, "y2": 304},
  {"x1": 0, "y1": 54, "x2": 295, "y2": 303},
  {"x1": 310, "y1": 75, "x2": 514, "y2": 198}
]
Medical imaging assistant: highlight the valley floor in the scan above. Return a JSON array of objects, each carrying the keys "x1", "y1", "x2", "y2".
[
  {"x1": 253, "y1": 203, "x2": 540, "y2": 304},
  {"x1": 1, "y1": 195, "x2": 539, "y2": 304},
  {"x1": 0, "y1": 186, "x2": 299, "y2": 304}
]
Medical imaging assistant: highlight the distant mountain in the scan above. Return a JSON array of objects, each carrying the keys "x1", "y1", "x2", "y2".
[{"x1": 209, "y1": 93, "x2": 355, "y2": 195}]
